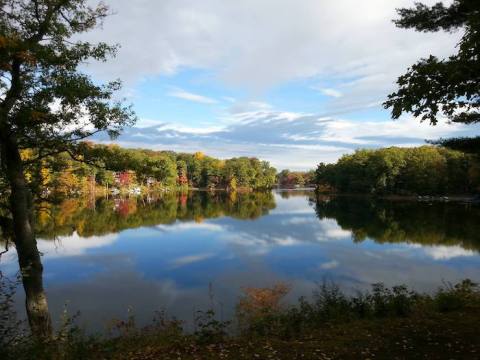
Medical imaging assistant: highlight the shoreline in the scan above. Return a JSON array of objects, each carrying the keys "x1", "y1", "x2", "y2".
[
  {"x1": 315, "y1": 192, "x2": 480, "y2": 203},
  {"x1": 3, "y1": 280, "x2": 480, "y2": 359}
]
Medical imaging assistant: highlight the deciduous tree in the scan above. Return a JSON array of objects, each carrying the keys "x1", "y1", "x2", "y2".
[
  {"x1": 384, "y1": 0, "x2": 480, "y2": 152},
  {"x1": 0, "y1": 0, "x2": 135, "y2": 338}
]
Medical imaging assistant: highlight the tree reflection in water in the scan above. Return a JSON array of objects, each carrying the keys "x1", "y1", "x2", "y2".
[
  {"x1": 34, "y1": 191, "x2": 276, "y2": 240},
  {"x1": 313, "y1": 195, "x2": 480, "y2": 252},
  {"x1": 26, "y1": 191, "x2": 480, "y2": 253}
]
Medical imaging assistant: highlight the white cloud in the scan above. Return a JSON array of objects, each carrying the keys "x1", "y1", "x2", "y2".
[
  {"x1": 38, "y1": 233, "x2": 119, "y2": 258},
  {"x1": 156, "y1": 123, "x2": 225, "y2": 135},
  {"x1": 82, "y1": 0, "x2": 459, "y2": 108},
  {"x1": 79, "y1": 0, "x2": 477, "y2": 169},
  {"x1": 170, "y1": 253, "x2": 215, "y2": 267},
  {"x1": 227, "y1": 101, "x2": 274, "y2": 115},
  {"x1": 316, "y1": 219, "x2": 352, "y2": 241},
  {"x1": 223, "y1": 96, "x2": 236, "y2": 103},
  {"x1": 1, "y1": 232, "x2": 118, "y2": 264},
  {"x1": 282, "y1": 216, "x2": 317, "y2": 225},
  {"x1": 316, "y1": 115, "x2": 472, "y2": 145},
  {"x1": 390, "y1": 244, "x2": 478, "y2": 260},
  {"x1": 134, "y1": 118, "x2": 165, "y2": 128},
  {"x1": 95, "y1": 104, "x2": 480, "y2": 170},
  {"x1": 325, "y1": 228, "x2": 352, "y2": 239},
  {"x1": 156, "y1": 222, "x2": 224, "y2": 232},
  {"x1": 316, "y1": 88, "x2": 343, "y2": 98},
  {"x1": 423, "y1": 245, "x2": 477, "y2": 260},
  {"x1": 167, "y1": 88, "x2": 218, "y2": 104},
  {"x1": 319, "y1": 260, "x2": 339, "y2": 270},
  {"x1": 220, "y1": 232, "x2": 303, "y2": 256}
]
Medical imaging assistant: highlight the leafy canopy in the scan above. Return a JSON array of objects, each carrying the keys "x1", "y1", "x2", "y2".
[
  {"x1": 0, "y1": 0, "x2": 136, "y2": 165},
  {"x1": 384, "y1": 0, "x2": 480, "y2": 126}
]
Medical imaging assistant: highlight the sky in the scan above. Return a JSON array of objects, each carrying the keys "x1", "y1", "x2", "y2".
[{"x1": 82, "y1": 0, "x2": 480, "y2": 170}]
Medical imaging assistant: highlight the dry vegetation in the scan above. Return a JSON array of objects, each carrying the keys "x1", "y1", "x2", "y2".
[{"x1": 2, "y1": 279, "x2": 480, "y2": 359}]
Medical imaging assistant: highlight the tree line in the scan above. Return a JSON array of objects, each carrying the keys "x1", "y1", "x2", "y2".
[
  {"x1": 16, "y1": 143, "x2": 278, "y2": 198},
  {"x1": 277, "y1": 169, "x2": 316, "y2": 188},
  {"x1": 315, "y1": 146, "x2": 480, "y2": 195}
]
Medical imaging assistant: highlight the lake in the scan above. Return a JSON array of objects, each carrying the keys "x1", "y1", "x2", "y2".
[{"x1": 1, "y1": 190, "x2": 480, "y2": 332}]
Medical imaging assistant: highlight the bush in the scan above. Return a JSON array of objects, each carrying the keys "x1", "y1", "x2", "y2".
[
  {"x1": 3, "y1": 279, "x2": 480, "y2": 358},
  {"x1": 236, "y1": 283, "x2": 290, "y2": 336},
  {"x1": 194, "y1": 309, "x2": 230, "y2": 345},
  {"x1": 311, "y1": 281, "x2": 352, "y2": 321},
  {"x1": 435, "y1": 279, "x2": 479, "y2": 312},
  {"x1": 234, "y1": 280, "x2": 480, "y2": 340}
]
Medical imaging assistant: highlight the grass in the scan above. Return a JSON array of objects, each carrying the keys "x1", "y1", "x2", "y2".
[{"x1": 2, "y1": 279, "x2": 480, "y2": 359}]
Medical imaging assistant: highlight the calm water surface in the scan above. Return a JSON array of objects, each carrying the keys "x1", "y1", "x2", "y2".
[{"x1": 2, "y1": 190, "x2": 480, "y2": 331}]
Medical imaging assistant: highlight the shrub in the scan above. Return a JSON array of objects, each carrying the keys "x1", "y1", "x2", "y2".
[
  {"x1": 435, "y1": 279, "x2": 479, "y2": 312},
  {"x1": 236, "y1": 283, "x2": 290, "y2": 336},
  {"x1": 194, "y1": 309, "x2": 230, "y2": 344},
  {"x1": 311, "y1": 281, "x2": 352, "y2": 321}
]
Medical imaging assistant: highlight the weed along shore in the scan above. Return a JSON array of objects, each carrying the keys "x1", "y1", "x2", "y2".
[{"x1": 2, "y1": 280, "x2": 480, "y2": 359}]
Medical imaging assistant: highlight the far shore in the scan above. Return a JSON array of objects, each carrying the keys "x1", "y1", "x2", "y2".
[{"x1": 316, "y1": 192, "x2": 480, "y2": 203}]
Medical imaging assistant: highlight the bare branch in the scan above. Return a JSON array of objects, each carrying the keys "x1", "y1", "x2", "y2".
[{"x1": 0, "y1": 238, "x2": 10, "y2": 260}]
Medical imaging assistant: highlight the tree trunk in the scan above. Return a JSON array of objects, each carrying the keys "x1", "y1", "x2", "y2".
[{"x1": 1, "y1": 135, "x2": 52, "y2": 339}]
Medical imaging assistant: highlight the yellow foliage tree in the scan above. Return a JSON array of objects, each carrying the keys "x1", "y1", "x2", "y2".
[{"x1": 194, "y1": 151, "x2": 205, "y2": 160}]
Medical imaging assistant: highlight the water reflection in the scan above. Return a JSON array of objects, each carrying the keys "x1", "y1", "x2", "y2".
[
  {"x1": 34, "y1": 191, "x2": 276, "y2": 239},
  {"x1": 314, "y1": 195, "x2": 480, "y2": 251},
  {"x1": 1, "y1": 191, "x2": 480, "y2": 332}
]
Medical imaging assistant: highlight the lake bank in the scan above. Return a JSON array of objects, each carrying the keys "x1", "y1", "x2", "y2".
[
  {"x1": 3, "y1": 280, "x2": 480, "y2": 359},
  {"x1": 315, "y1": 191, "x2": 480, "y2": 203}
]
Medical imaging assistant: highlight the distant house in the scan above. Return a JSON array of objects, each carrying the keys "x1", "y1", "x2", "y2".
[
  {"x1": 113, "y1": 170, "x2": 136, "y2": 187},
  {"x1": 129, "y1": 187, "x2": 142, "y2": 195},
  {"x1": 146, "y1": 177, "x2": 155, "y2": 186}
]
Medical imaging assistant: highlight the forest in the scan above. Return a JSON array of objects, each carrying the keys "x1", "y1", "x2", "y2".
[
  {"x1": 10, "y1": 143, "x2": 278, "y2": 198},
  {"x1": 315, "y1": 146, "x2": 480, "y2": 195},
  {"x1": 15, "y1": 142, "x2": 480, "y2": 199},
  {"x1": 276, "y1": 169, "x2": 316, "y2": 188}
]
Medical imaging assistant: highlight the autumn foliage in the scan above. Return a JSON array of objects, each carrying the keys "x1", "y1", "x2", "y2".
[{"x1": 237, "y1": 283, "x2": 291, "y2": 332}]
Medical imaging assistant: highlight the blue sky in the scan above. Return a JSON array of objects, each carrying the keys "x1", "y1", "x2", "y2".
[{"x1": 83, "y1": 0, "x2": 480, "y2": 170}]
